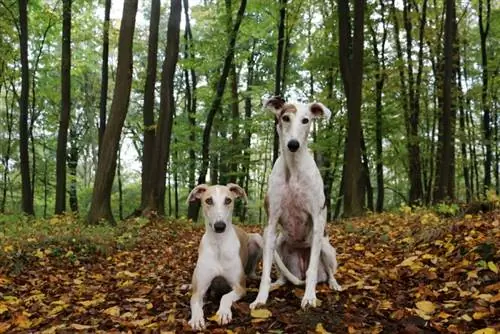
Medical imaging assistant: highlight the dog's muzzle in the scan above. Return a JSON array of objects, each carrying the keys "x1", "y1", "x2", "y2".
[
  {"x1": 287, "y1": 139, "x2": 300, "y2": 152},
  {"x1": 214, "y1": 221, "x2": 226, "y2": 233}
]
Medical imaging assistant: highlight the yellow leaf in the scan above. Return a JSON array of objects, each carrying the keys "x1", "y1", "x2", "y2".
[
  {"x1": 70, "y1": 323, "x2": 93, "y2": 330},
  {"x1": 315, "y1": 322, "x2": 331, "y2": 334},
  {"x1": 438, "y1": 312, "x2": 451, "y2": 319},
  {"x1": 464, "y1": 214, "x2": 473, "y2": 219},
  {"x1": 146, "y1": 303, "x2": 154, "y2": 310},
  {"x1": 3, "y1": 245, "x2": 14, "y2": 252},
  {"x1": 415, "y1": 301, "x2": 436, "y2": 314},
  {"x1": 103, "y1": 306, "x2": 120, "y2": 317},
  {"x1": 0, "y1": 304, "x2": 7, "y2": 315},
  {"x1": 477, "y1": 294, "x2": 493, "y2": 302},
  {"x1": 461, "y1": 314, "x2": 472, "y2": 322},
  {"x1": 79, "y1": 298, "x2": 105, "y2": 307},
  {"x1": 472, "y1": 311, "x2": 489, "y2": 320},
  {"x1": 472, "y1": 328, "x2": 496, "y2": 334},
  {"x1": 250, "y1": 308, "x2": 272, "y2": 319},
  {"x1": 116, "y1": 271, "x2": 139, "y2": 279},
  {"x1": 34, "y1": 249, "x2": 45, "y2": 259},
  {"x1": 414, "y1": 309, "x2": 431, "y2": 320},
  {"x1": 207, "y1": 313, "x2": 221, "y2": 323},
  {"x1": 48, "y1": 305, "x2": 67, "y2": 317},
  {"x1": 354, "y1": 244, "x2": 365, "y2": 251},
  {"x1": 487, "y1": 262, "x2": 498, "y2": 274},
  {"x1": 131, "y1": 318, "x2": 152, "y2": 327},
  {"x1": 400, "y1": 256, "x2": 418, "y2": 266},
  {"x1": 167, "y1": 313, "x2": 175, "y2": 323},
  {"x1": 14, "y1": 314, "x2": 31, "y2": 329}
]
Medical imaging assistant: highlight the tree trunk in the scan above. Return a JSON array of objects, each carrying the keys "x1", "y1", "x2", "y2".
[
  {"x1": 479, "y1": 0, "x2": 491, "y2": 194},
  {"x1": 68, "y1": 126, "x2": 79, "y2": 213},
  {"x1": 229, "y1": 65, "x2": 239, "y2": 184},
  {"x1": 338, "y1": 0, "x2": 365, "y2": 217},
  {"x1": 117, "y1": 142, "x2": 123, "y2": 220},
  {"x1": 140, "y1": 0, "x2": 160, "y2": 210},
  {"x1": 18, "y1": 0, "x2": 34, "y2": 215},
  {"x1": 273, "y1": 0, "x2": 287, "y2": 164},
  {"x1": 1, "y1": 89, "x2": 14, "y2": 213},
  {"x1": 434, "y1": 0, "x2": 456, "y2": 203},
  {"x1": 99, "y1": 0, "x2": 112, "y2": 152},
  {"x1": 87, "y1": 0, "x2": 138, "y2": 224},
  {"x1": 143, "y1": 0, "x2": 182, "y2": 216},
  {"x1": 55, "y1": 0, "x2": 72, "y2": 214},
  {"x1": 187, "y1": 0, "x2": 248, "y2": 221}
]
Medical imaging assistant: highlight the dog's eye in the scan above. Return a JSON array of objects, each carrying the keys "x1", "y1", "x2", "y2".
[
  {"x1": 302, "y1": 118, "x2": 309, "y2": 124},
  {"x1": 224, "y1": 197, "x2": 232, "y2": 205},
  {"x1": 282, "y1": 115, "x2": 290, "y2": 122},
  {"x1": 205, "y1": 197, "x2": 213, "y2": 205}
]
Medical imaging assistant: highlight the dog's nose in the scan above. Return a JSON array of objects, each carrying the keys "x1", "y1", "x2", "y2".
[
  {"x1": 213, "y1": 221, "x2": 226, "y2": 233},
  {"x1": 287, "y1": 139, "x2": 300, "y2": 152}
]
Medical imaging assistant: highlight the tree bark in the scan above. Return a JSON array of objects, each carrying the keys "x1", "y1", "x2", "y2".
[
  {"x1": 87, "y1": 0, "x2": 138, "y2": 224},
  {"x1": 434, "y1": 0, "x2": 456, "y2": 202},
  {"x1": 99, "y1": 0, "x2": 112, "y2": 152},
  {"x1": 479, "y1": 0, "x2": 491, "y2": 194},
  {"x1": 68, "y1": 126, "x2": 79, "y2": 212},
  {"x1": 1, "y1": 89, "x2": 14, "y2": 213},
  {"x1": 55, "y1": 0, "x2": 72, "y2": 214},
  {"x1": 338, "y1": 0, "x2": 365, "y2": 217},
  {"x1": 187, "y1": 0, "x2": 248, "y2": 221},
  {"x1": 273, "y1": 0, "x2": 287, "y2": 164},
  {"x1": 143, "y1": 0, "x2": 182, "y2": 215},
  {"x1": 18, "y1": 0, "x2": 34, "y2": 215},
  {"x1": 140, "y1": 0, "x2": 161, "y2": 210}
]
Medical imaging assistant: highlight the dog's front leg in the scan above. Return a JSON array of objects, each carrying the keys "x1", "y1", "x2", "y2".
[
  {"x1": 217, "y1": 281, "x2": 245, "y2": 325},
  {"x1": 250, "y1": 222, "x2": 277, "y2": 309},
  {"x1": 302, "y1": 209, "x2": 326, "y2": 309},
  {"x1": 189, "y1": 267, "x2": 213, "y2": 330}
]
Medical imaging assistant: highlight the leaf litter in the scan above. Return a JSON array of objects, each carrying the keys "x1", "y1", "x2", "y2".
[{"x1": 0, "y1": 210, "x2": 498, "y2": 333}]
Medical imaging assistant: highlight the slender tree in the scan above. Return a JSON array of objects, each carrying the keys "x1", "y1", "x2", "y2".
[
  {"x1": 434, "y1": 0, "x2": 457, "y2": 202},
  {"x1": 338, "y1": 0, "x2": 365, "y2": 217},
  {"x1": 18, "y1": 0, "x2": 34, "y2": 215},
  {"x1": 140, "y1": 0, "x2": 161, "y2": 210},
  {"x1": 273, "y1": 0, "x2": 287, "y2": 164},
  {"x1": 87, "y1": 0, "x2": 138, "y2": 224},
  {"x1": 98, "y1": 0, "x2": 111, "y2": 152},
  {"x1": 143, "y1": 0, "x2": 182, "y2": 215},
  {"x1": 187, "y1": 0, "x2": 248, "y2": 221},
  {"x1": 55, "y1": 0, "x2": 72, "y2": 214},
  {"x1": 478, "y1": 0, "x2": 491, "y2": 194}
]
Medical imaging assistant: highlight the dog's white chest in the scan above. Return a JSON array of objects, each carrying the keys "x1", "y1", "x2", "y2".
[{"x1": 198, "y1": 233, "x2": 242, "y2": 278}]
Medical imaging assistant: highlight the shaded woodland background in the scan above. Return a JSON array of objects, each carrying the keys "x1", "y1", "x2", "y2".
[{"x1": 0, "y1": 0, "x2": 498, "y2": 224}]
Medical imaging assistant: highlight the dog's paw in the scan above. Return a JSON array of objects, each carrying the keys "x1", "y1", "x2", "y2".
[
  {"x1": 188, "y1": 316, "x2": 206, "y2": 331},
  {"x1": 216, "y1": 308, "x2": 232, "y2": 325},
  {"x1": 301, "y1": 289, "x2": 318, "y2": 309},
  {"x1": 329, "y1": 278, "x2": 342, "y2": 291},
  {"x1": 250, "y1": 293, "x2": 268, "y2": 310}
]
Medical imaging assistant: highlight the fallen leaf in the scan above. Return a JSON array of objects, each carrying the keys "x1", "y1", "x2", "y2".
[
  {"x1": 103, "y1": 306, "x2": 120, "y2": 317},
  {"x1": 315, "y1": 322, "x2": 331, "y2": 334},
  {"x1": 70, "y1": 323, "x2": 93, "y2": 330},
  {"x1": 472, "y1": 328, "x2": 496, "y2": 334},
  {"x1": 487, "y1": 261, "x2": 498, "y2": 274},
  {"x1": 400, "y1": 256, "x2": 419, "y2": 266},
  {"x1": 0, "y1": 322, "x2": 11, "y2": 334},
  {"x1": 250, "y1": 308, "x2": 272, "y2": 319},
  {"x1": 472, "y1": 311, "x2": 489, "y2": 320},
  {"x1": 207, "y1": 313, "x2": 221, "y2": 323},
  {"x1": 415, "y1": 300, "x2": 436, "y2": 314},
  {"x1": 460, "y1": 314, "x2": 472, "y2": 322}
]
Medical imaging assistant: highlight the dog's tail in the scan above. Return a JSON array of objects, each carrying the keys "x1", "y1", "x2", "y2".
[{"x1": 273, "y1": 250, "x2": 305, "y2": 286}]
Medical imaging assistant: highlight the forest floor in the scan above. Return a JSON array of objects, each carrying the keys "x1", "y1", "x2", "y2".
[{"x1": 0, "y1": 209, "x2": 499, "y2": 333}]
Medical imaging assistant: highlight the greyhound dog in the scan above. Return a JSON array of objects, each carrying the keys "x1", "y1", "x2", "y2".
[
  {"x1": 250, "y1": 96, "x2": 341, "y2": 310},
  {"x1": 188, "y1": 183, "x2": 263, "y2": 330}
]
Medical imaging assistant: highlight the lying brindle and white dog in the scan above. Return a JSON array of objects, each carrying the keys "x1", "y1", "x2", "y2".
[{"x1": 251, "y1": 96, "x2": 342, "y2": 310}]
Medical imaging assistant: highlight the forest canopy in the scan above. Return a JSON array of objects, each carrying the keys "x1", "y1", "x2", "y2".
[{"x1": 0, "y1": 0, "x2": 498, "y2": 223}]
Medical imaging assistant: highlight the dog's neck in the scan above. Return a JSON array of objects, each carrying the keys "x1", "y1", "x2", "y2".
[{"x1": 280, "y1": 142, "x2": 309, "y2": 178}]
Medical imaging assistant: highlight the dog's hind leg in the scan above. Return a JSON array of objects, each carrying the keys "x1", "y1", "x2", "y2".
[
  {"x1": 245, "y1": 233, "x2": 263, "y2": 279},
  {"x1": 320, "y1": 237, "x2": 342, "y2": 291}
]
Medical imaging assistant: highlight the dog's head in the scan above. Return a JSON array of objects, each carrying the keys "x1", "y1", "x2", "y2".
[
  {"x1": 187, "y1": 183, "x2": 247, "y2": 234},
  {"x1": 264, "y1": 96, "x2": 331, "y2": 153}
]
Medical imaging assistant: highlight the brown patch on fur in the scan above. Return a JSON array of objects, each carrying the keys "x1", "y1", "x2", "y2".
[
  {"x1": 265, "y1": 96, "x2": 285, "y2": 110},
  {"x1": 279, "y1": 103, "x2": 297, "y2": 117},
  {"x1": 234, "y1": 226, "x2": 249, "y2": 270},
  {"x1": 310, "y1": 102, "x2": 324, "y2": 117}
]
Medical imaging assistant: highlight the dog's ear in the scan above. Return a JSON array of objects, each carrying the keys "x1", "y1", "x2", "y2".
[
  {"x1": 187, "y1": 184, "x2": 209, "y2": 203},
  {"x1": 263, "y1": 96, "x2": 286, "y2": 115},
  {"x1": 309, "y1": 102, "x2": 331, "y2": 121},
  {"x1": 227, "y1": 183, "x2": 248, "y2": 203}
]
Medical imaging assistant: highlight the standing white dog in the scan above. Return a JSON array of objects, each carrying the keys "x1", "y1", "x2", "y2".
[
  {"x1": 188, "y1": 183, "x2": 262, "y2": 330},
  {"x1": 250, "y1": 96, "x2": 341, "y2": 310}
]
